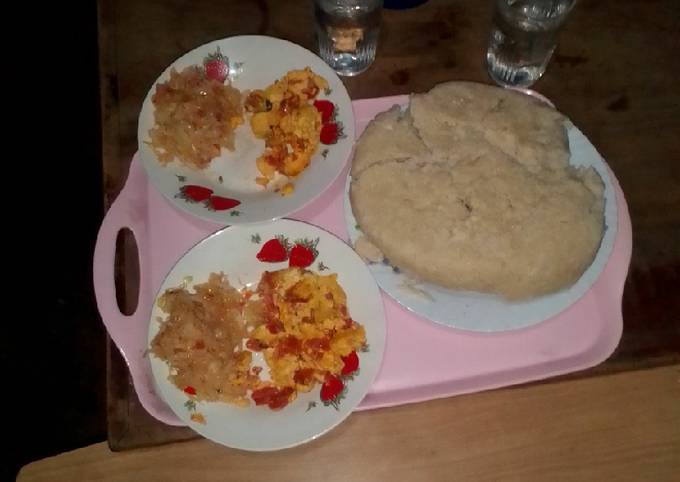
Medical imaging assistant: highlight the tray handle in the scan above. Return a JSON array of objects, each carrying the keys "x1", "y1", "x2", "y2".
[{"x1": 93, "y1": 157, "x2": 183, "y2": 425}]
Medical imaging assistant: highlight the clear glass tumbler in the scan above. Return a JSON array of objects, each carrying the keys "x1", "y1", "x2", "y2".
[
  {"x1": 314, "y1": 0, "x2": 383, "y2": 77},
  {"x1": 486, "y1": 0, "x2": 576, "y2": 87}
]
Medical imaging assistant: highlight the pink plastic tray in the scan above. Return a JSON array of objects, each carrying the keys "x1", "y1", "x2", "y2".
[{"x1": 94, "y1": 95, "x2": 632, "y2": 426}]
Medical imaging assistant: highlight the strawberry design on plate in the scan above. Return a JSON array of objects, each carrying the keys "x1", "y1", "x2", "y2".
[
  {"x1": 289, "y1": 245, "x2": 315, "y2": 268},
  {"x1": 177, "y1": 185, "x2": 214, "y2": 203},
  {"x1": 207, "y1": 195, "x2": 241, "y2": 211},
  {"x1": 320, "y1": 374, "x2": 346, "y2": 410},
  {"x1": 313, "y1": 99, "x2": 336, "y2": 124},
  {"x1": 175, "y1": 179, "x2": 241, "y2": 213},
  {"x1": 289, "y1": 238, "x2": 319, "y2": 268},
  {"x1": 203, "y1": 47, "x2": 230, "y2": 83},
  {"x1": 320, "y1": 122, "x2": 345, "y2": 145},
  {"x1": 256, "y1": 236, "x2": 290, "y2": 262},
  {"x1": 315, "y1": 97, "x2": 345, "y2": 145},
  {"x1": 340, "y1": 351, "x2": 360, "y2": 378},
  {"x1": 315, "y1": 98, "x2": 345, "y2": 145},
  {"x1": 254, "y1": 235, "x2": 320, "y2": 269}
]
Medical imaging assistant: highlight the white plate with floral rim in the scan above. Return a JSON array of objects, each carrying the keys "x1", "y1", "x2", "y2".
[
  {"x1": 148, "y1": 219, "x2": 385, "y2": 451},
  {"x1": 137, "y1": 36, "x2": 355, "y2": 225},
  {"x1": 344, "y1": 116, "x2": 618, "y2": 333}
]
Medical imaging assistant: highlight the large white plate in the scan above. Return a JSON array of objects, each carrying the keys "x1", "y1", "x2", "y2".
[
  {"x1": 148, "y1": 219, "x2": 386, "y2": 450},
  {"x1": 344, "y1": 118, "x2": 618, "y2": 332},
  {"x1": 138, "y1": 36, "x2": 355, "y2": 225}
]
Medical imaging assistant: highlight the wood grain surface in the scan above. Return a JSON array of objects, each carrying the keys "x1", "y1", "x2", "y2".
[{"x1": 19, "y1": 365, "x2": 680, "y2": 482}]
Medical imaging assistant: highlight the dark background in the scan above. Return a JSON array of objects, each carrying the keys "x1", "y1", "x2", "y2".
[{"x1": 6, "y1": 2, "x2": 106, "y2": 480}]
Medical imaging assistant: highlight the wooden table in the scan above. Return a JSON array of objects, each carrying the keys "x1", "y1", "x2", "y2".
[
  {"x1": 96, "y1": 0, "x2": 679, "y2": 452},
  {"x1": 18, "y1": 365, "x2": 680, "y2": 481}
]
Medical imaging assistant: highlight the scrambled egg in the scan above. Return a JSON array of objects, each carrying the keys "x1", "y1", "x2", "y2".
[
  {"x1": 245, "y1": 68, "x2": 329, "y2": 194},
  {"x1": 248, "y1": 268, "x2": 366, "y2": 396}
]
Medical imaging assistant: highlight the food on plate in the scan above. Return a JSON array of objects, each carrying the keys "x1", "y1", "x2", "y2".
[
  {"x1": 247, "y1": 267, "x2": 366, "y2": 410},
  {"x1": 350, "y1": 81, "x2": 605, "y2": 299},
  {"x1": 245, "y1": 68, "x2": 330, "y2": 193},
  {"x1": 150, "y1": 273, "x2": 256, "y2": 406},
  {"x1": 148, "y1": 66, "x2": 243, "y2": 169},
  {"x1": 151, "y1": 267, "x2": 366, "y2": 411}
]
